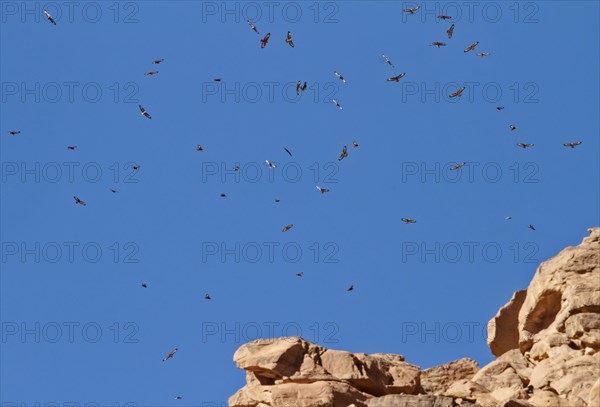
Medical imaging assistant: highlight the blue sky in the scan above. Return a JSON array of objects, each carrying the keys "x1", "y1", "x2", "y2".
[{"x1": 1, "y1": 1, "x2": 599, "y2": 405}]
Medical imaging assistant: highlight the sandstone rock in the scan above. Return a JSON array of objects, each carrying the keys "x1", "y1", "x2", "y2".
[
  {"x1": 489, "y1": 290, "x2": 528, "y2": 357},
  {"x1": 421, "y1": 358, "x2": 480, "y2": 394},
  {"x1": 367, "y1": 394, "x2": 454, "y2": 407}
]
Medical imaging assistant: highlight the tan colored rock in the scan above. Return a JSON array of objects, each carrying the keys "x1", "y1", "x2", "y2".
[
  {"x1": 489, "y1": 290, "x2": 528, "y2": 356},
  {"x1": 367, "y1": 394, "x2": 454, "y2": 407},
  {"x1": 421, "y1": 358, "x2": 480, "y2": 394}
]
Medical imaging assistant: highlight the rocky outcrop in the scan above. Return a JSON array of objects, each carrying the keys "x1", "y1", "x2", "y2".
[{"x1": 229, "y1": 228, "x2": 600, "y2": 407}]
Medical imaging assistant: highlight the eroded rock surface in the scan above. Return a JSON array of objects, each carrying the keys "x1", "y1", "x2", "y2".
[{"x1": 229, "y1": 228, "x2": 600, "y2": 407}]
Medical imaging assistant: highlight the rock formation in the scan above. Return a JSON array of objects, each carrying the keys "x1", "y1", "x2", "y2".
[{"x1": 229, "y1": 228, "x2": 600, "y2": 407}]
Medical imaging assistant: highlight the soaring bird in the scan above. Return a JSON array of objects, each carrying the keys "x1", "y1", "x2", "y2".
[
  {"x1": 265, "y1": 160, "x2": 276, "y2": 169},
  {"x1": 332, "y1": 99, "x2": 343, "y2": 110},
  {"x1": 510, "y1": 125, "x2": 517, "y2": 131},
  {"x1": 152, "y1": 59, "x2": 164, "y2": 64},
  {"x1": 296, "y1": 272, "x2": 304, "y2": 277},
  {"x1": 132, "y1": 165, "x2": 141, "y2": 170},
  {"x1": 141, "y1": 283, "x2": 148, "y2": 288},
  {"x1": 175, "y1": 396, "x2": 182, "y2": 400},
  {"x1": 196, "y1": 145, "x2": 204, "y2": 152},
  {"x1": 284, "y1": 148, "x2": 293, "y2": 157},
  {"x1": 204, "y1": 294, "x2": 212, "y2": 300},
  {"x1": 144, "y1": 71, "x2": 159, "y2": 76},
  {"x1": 447, "y1": 24, "x2": 455, "y2": 39},
  {"x1": 67, "y1": 146, "x2": 77, "y2": 150},
  {"x1": 528, "y1": 224, "x2": 536, "y2": 231},
  {"x1": 449, "y1": 87, "x2": 465, "y2": 98},
  {"x1": 74, "y1": 196, "x2": 86, "y2": 206},
  {"x1": 316, "y1": 186, "x2": 330, "y2": 194},
  {"x1": 438, "y1": 15, "x2": 452, "y2": 19},
  {"x1": 505, "y1": 216, "x2": 512, "y2": 220},
  {"x1": 387, "y1": 73, "x2": 406, "y2": 82},
  {"x1": 296, "y1": 81, "x2": 302, "y2": 95},
  {"x1": 334, "y1": 71, "x2": 346, "y2": 83},
  {"x1": 283, "y1": 224, "x2": 293, "y2": 232},
  {"x1": 213, "y1": 78, "x2": 222, "y2": 82},
  {"x1": 247, "y1": 20, "x2": 259, "y2": 34},
  {"x1": 464, "y1": 41, "x2": 479, "y2": 53},
  {"x1": 301, "y1": 81, "x2": 308, "y2": 92},
  {"x1": 7, "y1": 131, "x2": 20, "y2": 135},
  {"x1": 139, "y1": 105, "x2": 152, "y2": 119},
  {"x1": 219, "y1": 193, "x2": 227, "y2": 198},
  {"x1": 404, "y1": 6, "x2": 420, "y2": 14},
  {"x1": 476, "y1": 53, "x2": 490, "y2": 57},
  {"x1": 274, "y1": 199, "x2": 281, "y2": 203},
  {"x1": 162, "y1": 348, "x2": 178, "y2": 362},
  {"x1": 44, "y1": 10, "x2": 57, "y2": 25},
  {"x1": 353, "y1": 141, "x2": 360, "y2": 148},
  {"x1": 110, "y1": 188, "x2": 118, "y2": 193},
  {"x1": 564, "y1": 141, "x2": 582, "y2": 148},
  {"x1": 496, "y1": 106, "x2": 505, "y2": 110},
  {"x1": 233, "y1": 166, "x2": 240, "y2": 171},
  {"x1": 260, "y1": 33, "x2": 271, "y2": 48},
  {"x1": 517, "y1": 143, "x2": 534, "y2": 149},
  {"x1": 286, "y1": 31, "x2": 295, "y2": 47},
  {"x1": 430, "y1": 42, "x2": 447, "y2": 48},
  {"x1": 347, "y1": 285, "x2": 354, "y2": 291},
  {"x1": 338, "y1": 146, "x2": 348, "y2": 161},
  {"x1": 401, "y1": 218, "x2": 416, "y2": 224},
  {"x1": 451, "y1": 162, "x2": 466, "y2": 170},
  {"x1": 382, "y1": 54, "x2": 394, "y2": 67}
]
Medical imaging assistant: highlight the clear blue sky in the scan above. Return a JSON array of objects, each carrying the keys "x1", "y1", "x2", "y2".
[{"x1": 1, "y1": 1, "x2": 599, "y2": 405}]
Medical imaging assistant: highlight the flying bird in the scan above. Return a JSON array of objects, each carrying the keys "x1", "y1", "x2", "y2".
[
  {"x1": 517, "y1": 143, "x2": 534, "y2": 149},
  {"x1": 296, "y1": 81, "x2": 301, "y2": 95},
  {"x1": 430, "y1": 42, "x2": 446, "y2": 48},
  {"x1": 260, "y1": 33, "x2": 271, "y2": 48},
  {"x1": 204, "y1": 294, "x2": 212, "y2": 300},
  {"x1": 132, "y1": 165, "x2": 141, "y2": 170},
  {"x1": 353, "y1": 141, "x2": 360, "y2": 148},
  {"x1": 247, "y1": 20, "x2": 259, "y2": 34},
  {"x1": 7, "y1": 131, "x2": 20, "y2": 135},
  {"x1": 274, "y1": 199, "x2": 281, "y2": 203},
  {"x1": 404, "y1": 6, "x2": 420, "y2": 14},
  {"x1": 447, "y1": 24, "x2": 455, "y2": 39},
  {"x1": 334, "y1": 71, "x2": 346, "y2": 83},
  {"x1": 144, "y1": 71, "x2": 159, "y2": 76},
  {"x1": 139, "y1": 105, "x2": 152, "y2": 119},
  {"x1": 296, "y1": 272, "x2": 304, "y2": 277},
  {"x1": 141, "y1": 283, "x2": 147, "y2": 288},
  {"x1": 213, "y1": 78, "x2": 222, "y2": 82},
  {"x1": 301, "y1": 81, "x2": 308, "y2": 92},
  {"x1": 387, "y1": 73, "x2": 406, "y2": 82},
  {"x1": 316, "y1": 186, "x2": 330, "y2": 194},
  {"x1": 44, "y1": 10, "x2": 56, "y2": 25},
  {"x1": 510, "y1": 125, "x2": 517, "y2": 131},
  {"x1": 451, "y1": 162, "x2": 466, "y2": 170},
  {"x1": 219, "y1": 193, "x2": 227, "y2": 198},
  {"x1": 464, "y1": 41, "x2": 479, "y2": 53},
  {"x1": 67, "y1": 146, "x2": 77, "y2": 150},
  {"x1": 347, "y1": 285, "x2": 354, "y2": 291},
  {"x1": 286, "y1": 31, "x2": 294, "y2": 47},
  {"x1": 265, "y1": 160, "x2": 276, "y2": 169},
  {"x1": 476, "y1": 53, "x2": 490, "y2": 57},
  {"x1": 196, "y1": 145, "x2": 204, "y2": 152},
  {"x1": 338, "y1": 146, "x2": 348, "y2": 161},
  {"x1": 162, "y1": 348, "x2": 178, "y2": 362},
  {"x1": 332, "y1": 99, "x2": 343, "y2": 110},
  {"x1": 284, "y1": 148, "x2": 292, "y2": 157},
  {"x1": 496, "y1": 106, "x2": 505, "y2": 110},
  {"x1": 282, "y1": 224, "x2": 293, "y2": 232},
  {"x1": 233, "y1": 166, "x2": 240, "y2": 171},
  {"x1": 382, "y1": 54, "x2": 394, "y2": 67},
  {"x1": 564, "y1": 141, "x2": 582, "y2": 148},
  {"x1": 528, "y1": 224, "x2": 536, "y2": 231},
  {"x1": 438, "y1": 15, "x2": 452, "y2": 19},
  {"x1": 152, "y1": 59, "x2": 164, "y2": 64},
  {"x1": 449, "y1": 87, "x2": 465, "y2": 98},
  {"x1": 74, "y1": 196, "x2": 86, "y2": 206},
  {"x1": 401, "y1": 218, "x2": 416, "y2": 224},
  {"x1": 175, "y1": 396, "x2": 182, "y2": 400},
  {"x1": 110, "y1": 188, "x2": 118, "y2": 193},
  {"x1": 505, "y1": 216, "x2": 512, "y2": 220}
]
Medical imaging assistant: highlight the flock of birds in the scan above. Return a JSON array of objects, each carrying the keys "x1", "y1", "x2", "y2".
[{"x1": 4, "y1": 6, "x2": 587, "y2": 402}]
